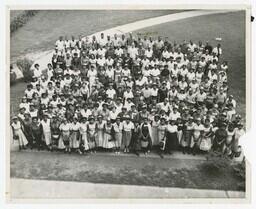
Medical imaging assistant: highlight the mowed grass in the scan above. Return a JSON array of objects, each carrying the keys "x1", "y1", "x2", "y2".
[
  {"x1": 10, "y1": 10, "x2": 183, "y2": 61},
  {"x1": 10, "y1": 151, "x2": 244, "y2": 191},
  {"x1": 135, "y1": 11, "x2": 246, "y2": 118}
]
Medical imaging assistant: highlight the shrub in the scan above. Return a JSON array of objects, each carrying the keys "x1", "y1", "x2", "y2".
[
  {"x1": 16, "y1": 58, "x2": 33, "y2": 82},
  {"x1": 10, "y1": 10, "x2": 38, "y2": 35}
]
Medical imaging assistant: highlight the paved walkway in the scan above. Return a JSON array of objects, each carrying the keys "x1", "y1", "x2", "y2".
[
  {"x1": 12, "y1": 10, "x2": 233, "y2": 78},
  {"x1": 9, "y1": 178, "x2": 246, "y2": 201}
]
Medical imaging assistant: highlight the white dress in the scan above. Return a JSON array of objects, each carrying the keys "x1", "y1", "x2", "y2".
[
  {"x1": 11, "y1": 121, "x2": 28, "y2": 146},
  {"x1": 41, "y1": 119, "x2": 52, "y2": 146},
  {"x1": 96, "y1": 121, "x2": 105, "y2": 147},
  {"x1": 103, "y1": 124, "x2": 114, "y2": 149},
  {"x1": 79, "y1": 123, "x2": 89, "y2": 151},
  {"x1": 70, "y1": 122, "x2": 81, "y2": 149}
]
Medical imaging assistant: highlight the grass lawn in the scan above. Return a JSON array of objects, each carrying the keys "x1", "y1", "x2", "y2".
[
  {"x1": 134, "y1": 11, "x2": 246, "y2": 118},
  {"x1": 10, "y1": 151, "x2": 244, "y2": 191},
  {"x1": 10, "y1": 10, "x2": 183, "y2": 62}
]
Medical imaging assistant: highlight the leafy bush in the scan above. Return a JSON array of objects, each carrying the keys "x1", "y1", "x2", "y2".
[
  {"x1": 10, "y1": 10, "x2": 38, "y2": 35},
  {"x1": 16, "y1": 58, "x2": 33, "y2": 82}
]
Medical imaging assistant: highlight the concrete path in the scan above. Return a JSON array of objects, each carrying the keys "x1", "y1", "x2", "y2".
[
  {"x1": 12, "y1": 10, "x2": 233, "y2": 78},
  {"x1": 8, "y1": 178, "x2": 246, "y2": 202}
]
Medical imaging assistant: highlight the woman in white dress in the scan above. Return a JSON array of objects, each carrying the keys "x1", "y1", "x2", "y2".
[
  {"x1": 112, "y1": 116, "x2": 123, "y2": 154},
  {"x1": 96, "y1": 115, "x2": 105, "y2": 149},
  {"x1": 41, "y1": 114, "x2": 52, "y2": 151},
  {"x1": 79, "y1": 117, "x2": 89, "y2": 154},
  {"x1": 232, "y1": 123, "x2": 245, "y2": 154},
  {"x1": 223, "y1": 124, "x2": 235, "y2": 156},
  {"x1": 122, "y1": 115, "x2": 134, "y2": 153},
  {"x1": 191, "y1": 118, "x2": 204, "y2": 155},
  {"x1": 11, "y1": 116, "x2": 28, "y2": 150},
  {"x1": 103, "y1": 118, "x2": 115, "y2": 150},
  {"x1": 151, "y1": 115, "x2": 160, "y2": 146},
  {"x1": 199, "y1": 119, "x2": 213, "y2": 152},
  {"x1": 59, "y1": 118, "x2": 71, "y2": 153},
  {"x1": 69, "y1": 117, "x2": 80, "y2": 153},
  {"x1": 87, "y1": 116, "x2": 97, "y2": 152}
]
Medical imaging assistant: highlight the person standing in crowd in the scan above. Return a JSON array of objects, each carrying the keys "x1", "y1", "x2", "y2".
[
  {"x1": 180, "y1": 117, "x2": 194, "y2": 154},
  {"x1": 112, "y1": 116, "x2": 123, "y2": 154},
  {"x1": 51, "y1": 116, "x2": 61, "y2": 150},
  {"x1": 11, "y1": 116, "x2": 28, "y2": 150},
  {"x1": 59, "y1": 118, "x2": 71, "y2": 153},
  {"x1": 140, "y1": 117, "x2": 152, "y2": 155},
  {"x1": 130, "y1": 120, "x2": 141, "y2": 156},
  {"x1": 191, "y1": 118, "x2": 204, "y2": 155},
  {"x1": 151, "y1": 115, "x2": 160, "y2": 146},
  {"x1": 69, "y1": 117, "x2": 81, "y2": 153},
  {"x1": 22, "y1": 113, "x2": 34, "y2": 149},
  {"x1": 232, "y1": 122, "x2": 245, "y2": 157},
  {"x1": 41, "y1": 114, "x2": 52, "y2": 151},
  {"x1": 79, "y1": 117, "x2": 89, "y2": 154},
  {"x1": 87, "y1": 116, "x2": 97, "y2": 153},
  {"x1": 199, "y1": 118, "x2": 213, "y2": 152},
  {"x1": 213, "y1": 122, "x2": 228, "y2": 153},
  {"x1": 122, "y1": 115, "x2": 134, "y2": 153},
  {"x1": 165, "y1": 119, "x2": 178, "y2": 154},
  {"x1": 30, "y1": 117, "x2": 43, "y2": 151}
]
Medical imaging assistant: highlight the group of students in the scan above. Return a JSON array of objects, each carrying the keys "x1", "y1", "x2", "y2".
[{"x1": 11, "y1": 32, "x2": 245, "y2": 158}]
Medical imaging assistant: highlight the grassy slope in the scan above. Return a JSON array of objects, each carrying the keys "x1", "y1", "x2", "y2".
[
  {"x1": 135, "y1": 11, "x2": 246, "y2": 118},
  {"x1": 10, "y1": 10, "x2": 182, "y2": 61},
  {"x1": 10, "y1": 151, "x2": 243, "y2": 191}
]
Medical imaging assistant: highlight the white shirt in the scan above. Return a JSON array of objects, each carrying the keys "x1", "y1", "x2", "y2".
[{"x1": 123, "y1": 121, "x2": 134, "y2": 131}]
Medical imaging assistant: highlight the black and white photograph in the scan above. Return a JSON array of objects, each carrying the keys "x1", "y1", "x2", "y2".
[{"x1": 6, "y1": 6, "x2": 251, "y2": 201}]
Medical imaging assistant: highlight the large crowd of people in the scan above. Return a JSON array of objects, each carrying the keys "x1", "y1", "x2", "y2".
[{"x1": 11, "y1": 32, "x2": 245, "y2": 159}]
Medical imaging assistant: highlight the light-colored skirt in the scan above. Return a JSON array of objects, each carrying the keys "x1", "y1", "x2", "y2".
[
  {"x1": 190, "y1": 131, "x2": 201, "y2": 148},
  {"x1": 58, "y1": 131, "x2": 69, "y2": 149},
  {"x1": 43, "y1": 131, "x2": 52, "y2": 146},
  {"x1": 200, "y1": 137, "x2": 212, "y2": 151},
  {"x1": 80, "y1": 133, "x2": 89, "y2": 151},
  {"x1": 70, "y1": 131, "x2": 80, "y2": 149},
  {"x1": 88, "y1": 133, "x2": 97, "y2": 149},
  {"x1": 122, "y1": 131, "x2": 132, "y2": 147},
  {"x1": 96, "y1": 130, "x2": 104, "y2": 147},
  {"x1": 14, "y1": 129, "x2": 28, "y2": 146},
  {"x1": 103, "y1": 133, "x2": 115, "y2": 149},
  {"x1": 114, "y1": 132, "x2": 122, "y2": 148},
  {"x1": 177, "y1": 130, "x2": 183, "y2": 144}
]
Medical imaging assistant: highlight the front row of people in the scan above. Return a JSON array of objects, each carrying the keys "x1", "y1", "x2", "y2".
[{"x1": 11, "y1": 113, "x2": 244, "y2": 158}]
